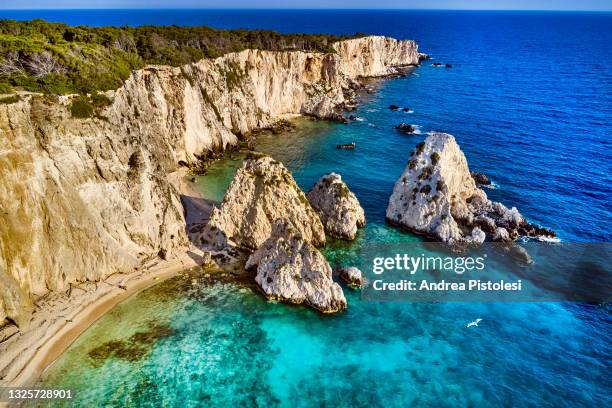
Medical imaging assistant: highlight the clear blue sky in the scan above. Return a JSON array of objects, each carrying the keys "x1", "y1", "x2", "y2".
[{"x1": 0, "y1": 1, "x2": 611, "y2": 11}]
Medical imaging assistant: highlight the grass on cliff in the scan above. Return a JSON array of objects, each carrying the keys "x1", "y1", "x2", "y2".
[{"x1": 0, "y1": 19, "x2": 361, "y2": 95}]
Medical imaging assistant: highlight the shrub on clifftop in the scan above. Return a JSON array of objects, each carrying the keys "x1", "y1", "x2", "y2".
[{"x1": 0, "y1": 19, "x2": 360, "y2": 94}]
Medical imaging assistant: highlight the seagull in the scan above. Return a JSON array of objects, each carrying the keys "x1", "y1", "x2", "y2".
[{"x1": 466, "y1": 318, "x2": 482, "y2": 328}]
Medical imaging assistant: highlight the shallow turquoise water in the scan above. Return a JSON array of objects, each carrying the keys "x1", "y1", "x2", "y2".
[
  {"x1": 37, "y1": 271, "x2": 609, "y2": 407},
  {"x1": 36, "y1": 116, "x2": 610, "y2": 407},
  {"x1": 32, "y1": 10, "x2": 611, "y2": 407}
]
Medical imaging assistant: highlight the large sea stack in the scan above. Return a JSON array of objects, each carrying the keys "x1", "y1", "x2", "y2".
[{"x1": 386, "y1": 132, "x2": 555, "y2": 244}]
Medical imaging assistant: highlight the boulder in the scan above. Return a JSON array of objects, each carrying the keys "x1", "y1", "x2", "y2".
[
  {"x1": 339, "y1": 267, "x2": 366, "y2": 288},
  {"x1": 464, "y1": 227, "x2": 486, "y2": 245},
  {"x1": 493, "y1": 227, "x2": 511, "y2": 242},
  {"x1": 386, "y1": 132, "x2": 554, "y2": 244},
  {"x1": 246, "y1": 219, "x2": 347, "y2": 313},
  {"x1": 199, "y1": 154, "x2": 325, "y2": 250},
  {"x1": 389, "y1": 104, "x2": 400, "y2": 111},
  {"x1": 307, "y1": 173, "x2": 365, "y2": 240},
  {"x1": 395, "y1": 123, "x2": 416, "y2": 134},
  {"x1": 470, "y1": 171, "x2": 491, "y2": 186}
]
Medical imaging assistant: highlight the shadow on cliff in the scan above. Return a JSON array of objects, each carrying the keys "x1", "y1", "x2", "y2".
[{"x1": 180, "y1": 194, "x2": 218, "y2": 244}]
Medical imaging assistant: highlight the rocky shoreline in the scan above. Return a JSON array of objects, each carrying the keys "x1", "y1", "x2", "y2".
[
  {"x1": 0, "y1": 31, "x2": 559, "y2": 388},
  {"x1": 0, "y1": 35, "x2": 421, "y2": 328}
]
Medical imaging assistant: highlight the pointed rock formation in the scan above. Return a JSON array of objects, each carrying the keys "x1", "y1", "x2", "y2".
[
  {"x1": 386, "y1": 132, "x2": 555, "y2": 244},
  {"x1": 307, "y1": 173, "x2": 365, "y2": 240},
  {"x1": 199, "y1": 154, "x2": 325, "y2": 250},
  {"x1": 246, "y1": 219, "x2": 346, "y2": 313}
]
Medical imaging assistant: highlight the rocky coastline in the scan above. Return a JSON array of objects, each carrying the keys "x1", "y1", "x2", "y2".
[
  {"x1": 0, "y1": 35, "x2": 420, "y2": 328},
  {"x1": 0, "y1": 30, "x2": 558, "y2": 388}
]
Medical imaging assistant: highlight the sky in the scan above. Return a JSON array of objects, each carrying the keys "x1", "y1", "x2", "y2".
[{"x1": 0, "y1": 0, "x2": 610, "y2": 11}]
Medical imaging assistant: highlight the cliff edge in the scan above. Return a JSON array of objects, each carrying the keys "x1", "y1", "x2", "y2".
[{"x1": 0, "y1": 36, "x2": 420, "y2": 326}]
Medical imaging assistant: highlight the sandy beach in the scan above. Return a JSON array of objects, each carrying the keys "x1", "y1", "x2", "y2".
[
  {"x1": 0, "y1": 246, "x2": 210, "y2": 389},
  {"x1": 0, "y1": 169, "x2": 213, "y2": 389}
]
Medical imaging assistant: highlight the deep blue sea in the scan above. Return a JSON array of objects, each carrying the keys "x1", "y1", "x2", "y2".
[{"x1": 8, "y1": 10, "x2": 610, "y2": 407}]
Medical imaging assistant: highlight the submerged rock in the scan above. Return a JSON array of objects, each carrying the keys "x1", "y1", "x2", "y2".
[
  {"x1": 336, "y1": 143, "x2": 356, "y2": 150},
  {"x1": 339, "y1": 267, "x2": 366, "y2": 289},
  {"x1": 307, "y1": 173, "x2": 365, "y2": 240},
  {"x1": 386, "y1": 132, "x2": 555, "y2": 244},
  {"x1": 246, "y1": 219, "x2": 347, "y2": 313},
  {"x1": 389, "y1": 104, "x2": 401, "y2": 111},
  {"x1": 395, "y1": 123, "x2": 417, "y2": 134},
  {"x1": 199, "y1": 154, "x2": 325, "y2": 250},
  {"x1": 471, "y1": 171, "x2": 491, "y2": 186}
]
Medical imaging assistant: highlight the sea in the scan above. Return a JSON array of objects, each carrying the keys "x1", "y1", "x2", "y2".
[{"x1": 5, "y1": 9, "x2": 610, "y2": 407}]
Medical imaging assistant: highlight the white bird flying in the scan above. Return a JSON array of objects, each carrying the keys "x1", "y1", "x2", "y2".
[{"x1": 467, "y1": 318, "x2": 482, "y2": 328}]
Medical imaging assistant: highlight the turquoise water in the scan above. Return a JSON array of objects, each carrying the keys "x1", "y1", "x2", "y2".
[{"x1": 29, "y1": 10, "x2": 611, "y2": 407}]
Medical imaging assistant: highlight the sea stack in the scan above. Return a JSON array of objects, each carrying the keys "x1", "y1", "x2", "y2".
[
  {"x1": 199, "y1": 153, "x2": 325, "y2": 250},
  {"x1": 246, "y1": 219, "x2": 347, "y2": 313},
  {"x1": 307, "y1": 173, "x2": 365, "y2": 240},
  {"x1": 385, "y1": 132, "x2": 555, "y2": 244}
]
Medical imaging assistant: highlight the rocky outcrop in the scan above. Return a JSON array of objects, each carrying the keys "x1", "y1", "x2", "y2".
[
  {"x1": 306, "y1": 173, "x2": 365, "y2": 240},
  {"x1": 334, "y1": 36, "x2": 419, "y2": 77},
  {"x1": 386, "y1": 133, "x2": 555, "y2": 244},
  {"x1": 339, "y1": 267, "x2": 366, "y2": 289},
  {"x1": 470, "y1": 171, "x2": 491, "y2": 186},
  {"x1": 0, "y1": 35, "x2": 419, "y2": 325},
  {"x1": 246, "y1": 219, "x2": 346, "y2": 313},
  {"x1": 395, "y1": 123, "x2": 417, "y2": 134},
  {"x1": 199, "y1": 154, "x2": 325, "y2": 250}
]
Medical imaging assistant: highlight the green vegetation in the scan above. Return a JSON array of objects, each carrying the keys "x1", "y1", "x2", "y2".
[
  {"x1": 430, "y1": 152, "x2": 440, "y2": 165},
  {"x1": 0, "y1": 82, "x2": 12, "y2": 93},
  {"x1": 69, "y1": 95, "x2": 93, "y2": 118},
  {"x1": 0, "y1": 94, "x2": 20, "y2": 104},
  {"x1": 0, "y1": 19, "x2": 358, "y2": 95}
]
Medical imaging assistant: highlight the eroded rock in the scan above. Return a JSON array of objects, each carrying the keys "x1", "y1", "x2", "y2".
[
  {"x1": 199, "y1": 154, "x2": 325, "y2": 250},
  {"x1": 339, "y1": 267, "x2": 366, "y2": 289},
  {"x1": 246, "y1": 219, "x2": 346, "y2": 313},
  {"x1": 386, "y1": 132, "x2": 555, "y2": 244},
  {"x1": 307, "y1": 173, "x2": 365, "y2": 240}
]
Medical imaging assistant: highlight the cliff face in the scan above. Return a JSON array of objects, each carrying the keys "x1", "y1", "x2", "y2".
[
  {"x1": 0, "y1": 97, "x2": 189, "y2": 326},
  {"x1": 0, "y1": 36, "x2": 419, "y2": 326},
  {"x1": 110, "y1": 35, "x2": 419, "y2": 164}
]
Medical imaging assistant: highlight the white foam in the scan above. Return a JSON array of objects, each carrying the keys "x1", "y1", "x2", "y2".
[
  {"x1": 482, "y1": 181, "x2": 499, "y2": 190},
  {"x1": 536, "y1": 236, "x2": 561, "y2": 243},
  {"x1": 412, "y1": 124, "x2": 422, "y2": 135}
]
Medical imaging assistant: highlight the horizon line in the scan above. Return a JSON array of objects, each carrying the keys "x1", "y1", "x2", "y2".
[{"x1": 0, "y1": 8, "x2": 611, "y2": 12}]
